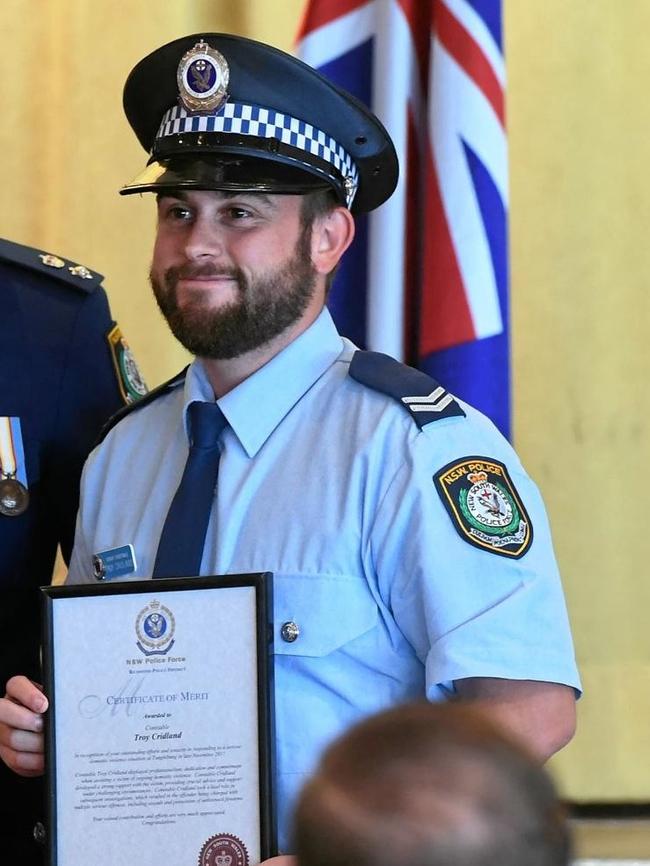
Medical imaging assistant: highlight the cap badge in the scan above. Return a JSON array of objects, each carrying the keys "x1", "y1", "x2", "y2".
[
  {"x1": 39, "y1": 253, "x2": 65, "y2": 269},
  {"x1": 177, "y1": 40, "x2": 229, "y2": 113}
]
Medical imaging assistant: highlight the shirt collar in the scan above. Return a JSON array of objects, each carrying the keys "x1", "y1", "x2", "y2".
[{"x1": 183, "y1": 308, "x2": 344, "y2": 457}]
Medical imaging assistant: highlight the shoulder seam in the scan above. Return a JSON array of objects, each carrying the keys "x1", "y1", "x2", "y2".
[
  {"x1": 0, "y1": 237, "x2": 103, "y2": 294},
  {"x1": 96, "y1": 366, "x2": 189, "y2": 446}
]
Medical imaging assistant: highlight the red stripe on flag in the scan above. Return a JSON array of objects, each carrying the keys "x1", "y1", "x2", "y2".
[
  {"x1": 419, "y1": 150, "x2": 476, "y2": 355},
  {"x1": 397, "y1": 0, "x2": 434, "y2": 93},
  {"x1": 296, "y1": 0, "x2": 370, "y2": 39},
  {"x1": 434, "y1": 1, "x2": 505, "y2": 127}
]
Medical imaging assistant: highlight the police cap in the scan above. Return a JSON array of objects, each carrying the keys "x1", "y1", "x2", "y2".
[{"x1": 121, "y1": 33, "x2": 398, "y2": 213}]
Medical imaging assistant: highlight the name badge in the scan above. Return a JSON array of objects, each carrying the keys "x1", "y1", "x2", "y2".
[{"x1": 92, "y1": 545, "x2": 137, "y2": 581}]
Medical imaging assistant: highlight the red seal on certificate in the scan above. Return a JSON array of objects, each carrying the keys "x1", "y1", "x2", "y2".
[{"x1": 199, "y1": 833, "x2": 248, "y2": 866}]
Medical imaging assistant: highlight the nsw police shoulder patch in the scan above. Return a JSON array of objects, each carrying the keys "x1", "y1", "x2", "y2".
[{"x1": 434, "y1": 456, "x2": 533, "y2": 558}]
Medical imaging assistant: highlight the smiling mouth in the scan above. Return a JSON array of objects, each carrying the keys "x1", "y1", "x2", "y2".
[
  {"x1": 174, "y1": 274, "x2": 241, "y2": 306},
  {"x1": 172, "y1": 261, "x2": 239, "y2": 278},
  {"x1": 176, "y1": 272, "x2": 239, "y2": 290},
  {"x1": 178, "y1": 274, "x2": 235, "y2": 283}
]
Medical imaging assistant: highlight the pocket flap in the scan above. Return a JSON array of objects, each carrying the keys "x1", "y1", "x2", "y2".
[{"x1": 273, "y1": 574, "x2": 378, "y2": 657}]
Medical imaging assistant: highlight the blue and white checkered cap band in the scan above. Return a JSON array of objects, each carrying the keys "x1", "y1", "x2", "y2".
[{"x1": 156, "y1": 101, "x2": 360, "y2": 207}]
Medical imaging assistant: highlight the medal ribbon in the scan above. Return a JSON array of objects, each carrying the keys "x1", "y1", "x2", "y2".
[{"x1": 0, "y1": 417, "x2": 28, "y2": 488}]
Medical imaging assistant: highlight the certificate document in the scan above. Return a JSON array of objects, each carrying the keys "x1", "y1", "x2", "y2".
[{"x1": 42, "y1": 574, "x2": 275, "y2": 866}]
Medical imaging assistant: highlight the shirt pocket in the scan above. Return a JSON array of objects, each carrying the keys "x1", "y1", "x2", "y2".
[{"x1": 272, "y1": 573, "x2": 378, "y2": 657}]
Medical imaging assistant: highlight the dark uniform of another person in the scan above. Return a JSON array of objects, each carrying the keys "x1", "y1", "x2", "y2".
[{"x1": 0, "y1": 237, "x2": 145, "y2": 863}]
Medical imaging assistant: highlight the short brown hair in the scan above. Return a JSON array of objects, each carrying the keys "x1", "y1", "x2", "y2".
[{"x1": 293, "y1": 702, "x2": 571, "y2": 866}]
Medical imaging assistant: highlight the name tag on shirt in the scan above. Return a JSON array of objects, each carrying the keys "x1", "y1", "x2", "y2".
[{"x1": 92, "y1": 544, "x2": 137, "y2": 580}]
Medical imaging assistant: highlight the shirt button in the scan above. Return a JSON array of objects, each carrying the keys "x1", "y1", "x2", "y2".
[
  {"x1": 33, "y1": 822, "x2": 46, "y2": 845},
  {"x1": 280, "y1": 621, "x2": 300, "y2": 643}
]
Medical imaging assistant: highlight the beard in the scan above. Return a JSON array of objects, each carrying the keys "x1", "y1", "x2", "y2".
[{"x1": 150, "y1": 226, "x2": 317, "y2": 360}]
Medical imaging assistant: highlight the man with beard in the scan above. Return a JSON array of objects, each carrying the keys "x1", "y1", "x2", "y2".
[{"x1": 0, "y1": 34, "x2": 580, "y2": 858}]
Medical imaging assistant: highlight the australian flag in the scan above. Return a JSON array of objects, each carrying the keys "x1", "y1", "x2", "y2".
[{"x1": 296, "y1": 0, "x2": 510, "y2": 438}]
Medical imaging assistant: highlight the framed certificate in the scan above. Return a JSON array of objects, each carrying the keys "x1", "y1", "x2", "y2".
[{"x1": 41, "y1": 574, "x2": 275, "y2": 866}]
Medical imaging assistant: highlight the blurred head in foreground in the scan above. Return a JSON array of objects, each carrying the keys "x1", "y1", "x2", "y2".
[{"x1": 293, "y1": 702, "x2": 571, "y2": 866}]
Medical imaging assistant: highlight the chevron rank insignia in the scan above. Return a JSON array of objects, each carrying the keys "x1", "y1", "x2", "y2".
[
  {"x1": 402, "y1": 385, "x2": 455, "y2": 415},
  {"x1": 348, "y1": 350, "x2": 464, "y2": 427},
  {"x1": 434, "y1": 457, "x2": 533, "y2": 558}
]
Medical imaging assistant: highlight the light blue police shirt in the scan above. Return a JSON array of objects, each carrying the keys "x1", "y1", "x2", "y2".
[{"x1": 67, "y1": 307, "x2": 580, "y2": 851}]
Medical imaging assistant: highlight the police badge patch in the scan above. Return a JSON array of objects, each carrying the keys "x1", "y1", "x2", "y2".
[
  {"x1": 434, "y1": 457, "x2": 533, "y2": 558},
  {"x1": 107, "y1": 324, "x2": 148, "y2": 404}
]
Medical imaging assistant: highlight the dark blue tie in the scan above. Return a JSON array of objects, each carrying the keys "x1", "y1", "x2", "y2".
[{"x1": 152, "y1": 401, "x2": 227, "y2": 578}]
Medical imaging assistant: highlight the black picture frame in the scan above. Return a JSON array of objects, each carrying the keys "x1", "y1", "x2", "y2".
[{"x1": 41, "y1": 573, "x2": 276, "y2": 866}]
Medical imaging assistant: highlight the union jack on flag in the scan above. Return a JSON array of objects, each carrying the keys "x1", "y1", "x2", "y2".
[{"x1": 296, "y1": 0, "x2": 510, "y2": 438}]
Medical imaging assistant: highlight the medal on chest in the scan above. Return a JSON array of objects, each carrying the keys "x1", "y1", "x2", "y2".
[{"x1": 0, "y1": 417, "x2": 29, "y2": 517}]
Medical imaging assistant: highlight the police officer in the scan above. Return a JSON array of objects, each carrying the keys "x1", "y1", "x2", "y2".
[
  {"x1": 0, "y1": 238, "x2": 145, "y2": 863},
  {"x1": 0, "y1": 34, "x2": 580, "y2": 859}
]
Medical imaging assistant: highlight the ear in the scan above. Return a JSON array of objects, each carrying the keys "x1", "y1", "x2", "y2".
[{"x1": 310, "y1": 206, "x2": 356, "y2": 275}]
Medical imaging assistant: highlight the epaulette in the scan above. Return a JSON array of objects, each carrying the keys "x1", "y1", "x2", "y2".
[
  {"x1": 348, "y1": 350, "x2": 465, "y2": 428},
  {"x1": 96, "y1": 366, "x2": 189, "y2": 445},
  {"x1": 0, "y1": 236, "x2": 103, "y2": 293}
]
